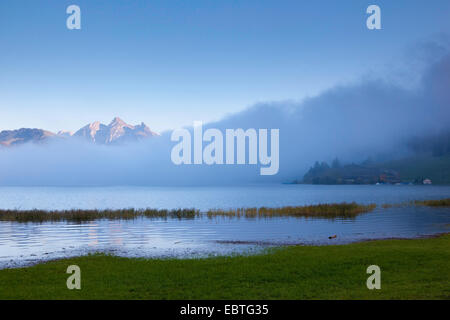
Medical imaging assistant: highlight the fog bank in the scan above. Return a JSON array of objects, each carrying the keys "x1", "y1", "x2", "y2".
[{"x1": 1, "y1": 40, "x2": 449, "y2": 186}]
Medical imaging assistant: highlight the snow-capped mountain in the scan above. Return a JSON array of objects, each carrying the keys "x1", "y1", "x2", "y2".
[
  {"x1": 74, "y1": 117, "x2": 159, "y2": 144},
  {"x1": 0, "y1": 117, "x2": 159, "y2": 147}
]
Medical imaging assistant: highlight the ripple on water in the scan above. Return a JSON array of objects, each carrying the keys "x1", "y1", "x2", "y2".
[{"x1": 0, "y1": 206, "x2": 449, "y2": 269}]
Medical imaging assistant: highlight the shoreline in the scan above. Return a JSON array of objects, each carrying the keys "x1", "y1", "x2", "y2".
[
  {"x1": 215, "y1": 231, "x2": 450, "y2": 246},
  {"x1": 2, "y1": 232, "x2": 449, "y2": 271},
  {"x1": 1, "y1": 234, "x2": 448, "y2": 299}
]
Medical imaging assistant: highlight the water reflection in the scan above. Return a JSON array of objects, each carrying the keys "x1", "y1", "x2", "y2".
[{"x1": 0, "y1": 206, "x2": 448, "y2": 269}]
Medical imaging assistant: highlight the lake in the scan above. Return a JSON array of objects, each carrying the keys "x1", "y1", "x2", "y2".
[{"x1": 0, "y1": 184, "x2": 449, "y2": 269}]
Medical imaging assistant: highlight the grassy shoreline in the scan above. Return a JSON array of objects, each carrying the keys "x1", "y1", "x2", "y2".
[{"x1": 1, "y1": 234, "x2": 448, "y2": 299}]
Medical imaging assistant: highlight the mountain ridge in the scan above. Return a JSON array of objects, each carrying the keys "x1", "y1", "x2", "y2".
[{"x1": 0, "y1": 117, "x2": 159, "y2": 147}]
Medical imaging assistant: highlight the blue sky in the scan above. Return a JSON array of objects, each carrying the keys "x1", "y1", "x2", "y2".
[{"x1": 0, "y1": 0, "x2": 449, "y2": 133}]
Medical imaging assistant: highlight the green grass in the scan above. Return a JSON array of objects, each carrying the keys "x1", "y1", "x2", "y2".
[{"x1": 0, "y1": 234, "x2": 449, "y2": 300}]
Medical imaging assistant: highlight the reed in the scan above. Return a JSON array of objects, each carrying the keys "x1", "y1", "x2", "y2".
[
  {"x1": 10, "y1": 198, "x2": 449, "y2": 222},
  {"x1": 0, "y1": 208, "x2": 200, "y2": 223},
  {"x1": 414, "y1": 198, "x2": 450, "y2": 207},
  {"x1": 207, "y1": 202, "x2": 377, "y2": 219}
]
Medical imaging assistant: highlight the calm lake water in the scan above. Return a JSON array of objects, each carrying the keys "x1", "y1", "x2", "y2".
[{"x1": 0, "y1": 185, "x2": 449, "y2": 269}]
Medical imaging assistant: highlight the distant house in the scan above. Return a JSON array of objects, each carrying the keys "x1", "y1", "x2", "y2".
[{"x1": 423, "y1": 178, "x2": 432, "y2": 185}]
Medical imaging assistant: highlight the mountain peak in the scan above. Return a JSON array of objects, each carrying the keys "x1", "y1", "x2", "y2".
[
  {"x1": 1, "y1": 118, "x2": 159, "y2": 147},
  {"x1": 89, "y1": 121, "x2": 101, "y2": 130},
  {"x1": 74, "y1": 117, "x2": 158, "y2": 144},
  {"x1": 109, "y1": 117, "x2": 127, "y2": 127}
]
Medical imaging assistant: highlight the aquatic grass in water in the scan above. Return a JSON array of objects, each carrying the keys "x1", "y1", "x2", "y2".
[
  {"x1": 379, "y1": 198, "x2": 450, "y2": 210},
  {"x1": 414, "y1": 198, "x2": 450, "y2": 207},
  {"x1": 207, "y1": 202, "x2": 377, "y2": 219},
  {"x1": 1, "y1": 198, "x2": 447, "y2": 222},
  {"x1": 0, "y1": 208, "x2": 200, "y2": 223},
  {"x1": 380, "y1": 199, "x2": 450, "y2": 208},
  {"x1": 0, "y1": 203, "x2": 375, "y2": 222}
]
